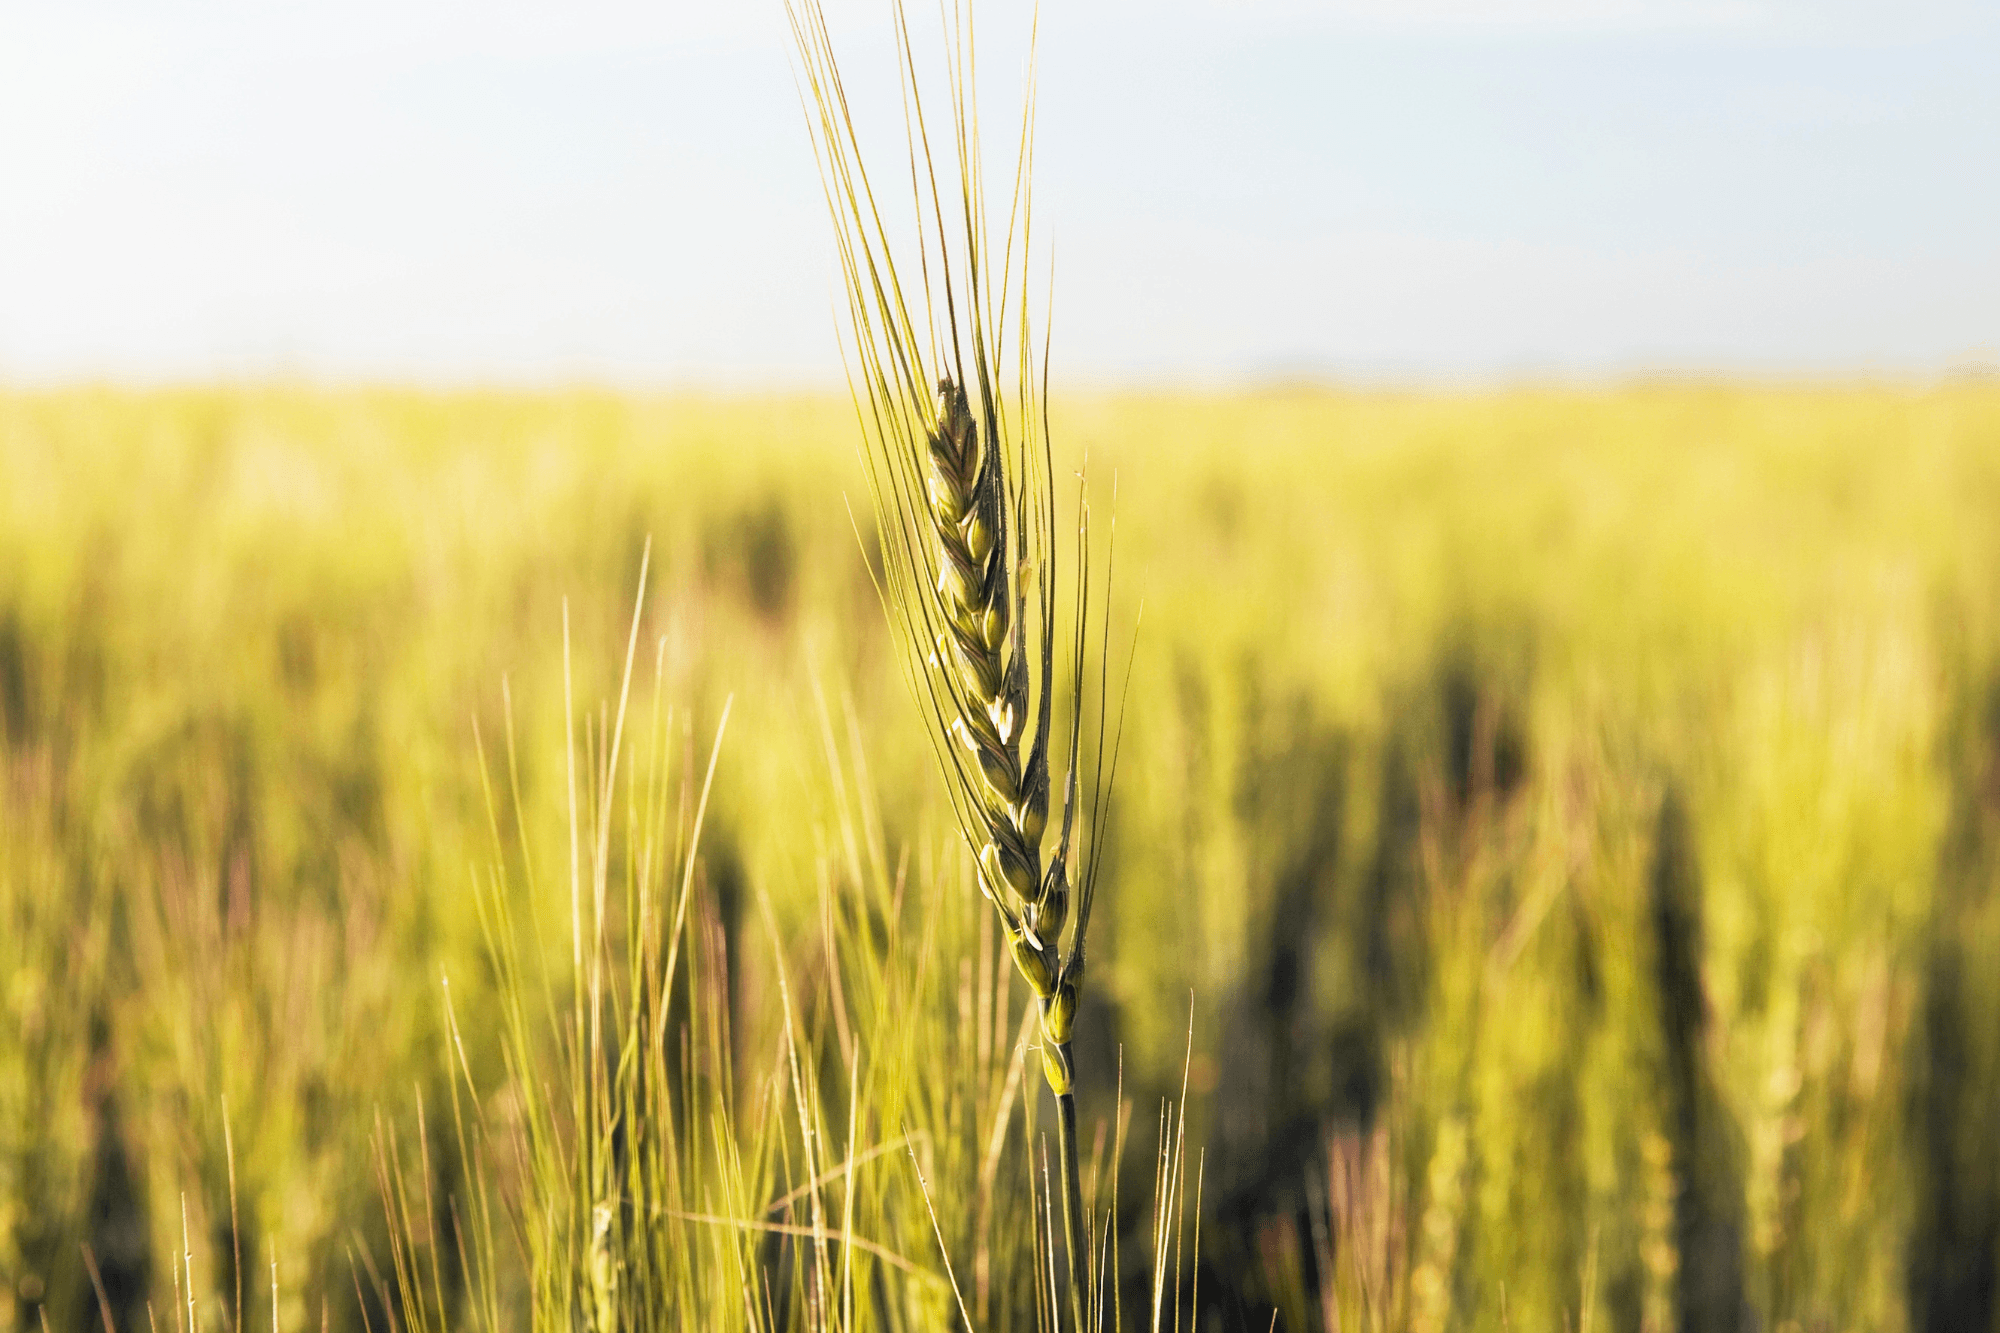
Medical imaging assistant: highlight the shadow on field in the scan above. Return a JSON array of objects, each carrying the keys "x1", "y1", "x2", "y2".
[
  {"x1": 1104, "y1": 636, "x2": 1541, "y2": 1329},
  {"x1": 1137, "y1": 638, "x2": 2000, "y2": 1333},
  {"x1": 1908, "y1": 670, "x2": 2000, "y2": 1333},
  {"x1": 1648, "y1": 787, "x2": 1751, "y2": 1333},
  {"x1": 1118, "y1": 630, "x2": 1766, "y2": 1333}
]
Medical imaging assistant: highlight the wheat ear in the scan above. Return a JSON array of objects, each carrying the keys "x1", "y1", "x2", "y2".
[
  {"x1": 790, "y1": 2, "x2": 1116, "y2": 1326},
  {"x1": 923, "y1": 375, "x2": 1070, "y2": 1025},
  {"x1": 921, "y1": 370, "x2": 1099, "y2": 1332}
]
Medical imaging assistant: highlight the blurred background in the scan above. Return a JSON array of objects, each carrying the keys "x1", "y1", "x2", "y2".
[{"x1": 3, "y1": 3, "x2": 1999, "y2": 1331}]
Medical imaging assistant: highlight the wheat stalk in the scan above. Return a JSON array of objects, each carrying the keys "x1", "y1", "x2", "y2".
[{"x1": 790, "y1": 3, "x2": 1119, "y2": 1326}]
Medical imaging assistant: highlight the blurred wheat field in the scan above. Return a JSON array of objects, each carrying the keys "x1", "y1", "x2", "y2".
[{"x1": 4, "y1": 384, "x2": 2000, "y2": 1332}]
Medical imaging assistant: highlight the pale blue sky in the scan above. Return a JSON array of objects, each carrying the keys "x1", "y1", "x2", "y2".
[{"x1": 1, "y1": 1, "x2": 1995, "y2": 385}]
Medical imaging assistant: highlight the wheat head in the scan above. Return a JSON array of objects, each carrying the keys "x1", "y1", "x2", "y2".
[
  {"x1": 791, "y1": 0, "x2": 1117, "y2": 1320},
  {"x1": 920, "y1": 374, "x2": 1082, "y2": 1088}
]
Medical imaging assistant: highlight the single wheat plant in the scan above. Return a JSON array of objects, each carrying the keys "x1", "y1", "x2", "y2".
[{"x1": 792, "y1": 3, "x2": 1124, "y2": 1328}]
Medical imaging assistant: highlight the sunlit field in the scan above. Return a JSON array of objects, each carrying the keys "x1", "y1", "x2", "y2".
[{"x1": 5, "y1": 384, "x2": 2000, "y2": 1331}]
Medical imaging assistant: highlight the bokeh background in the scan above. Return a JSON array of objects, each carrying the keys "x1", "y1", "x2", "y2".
[{"x1": 4, "y1": 3, "x2": 1999, "y2": 1332}]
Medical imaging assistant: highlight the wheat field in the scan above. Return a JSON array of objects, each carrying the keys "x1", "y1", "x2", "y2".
[{"x1": 3, "y1": 383, "x2": 1999, "y2": 1331}]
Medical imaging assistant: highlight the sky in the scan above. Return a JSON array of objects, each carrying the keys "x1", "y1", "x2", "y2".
[{"x1": 1, "y1": 0, "x2": 1995, "y2": 386}]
